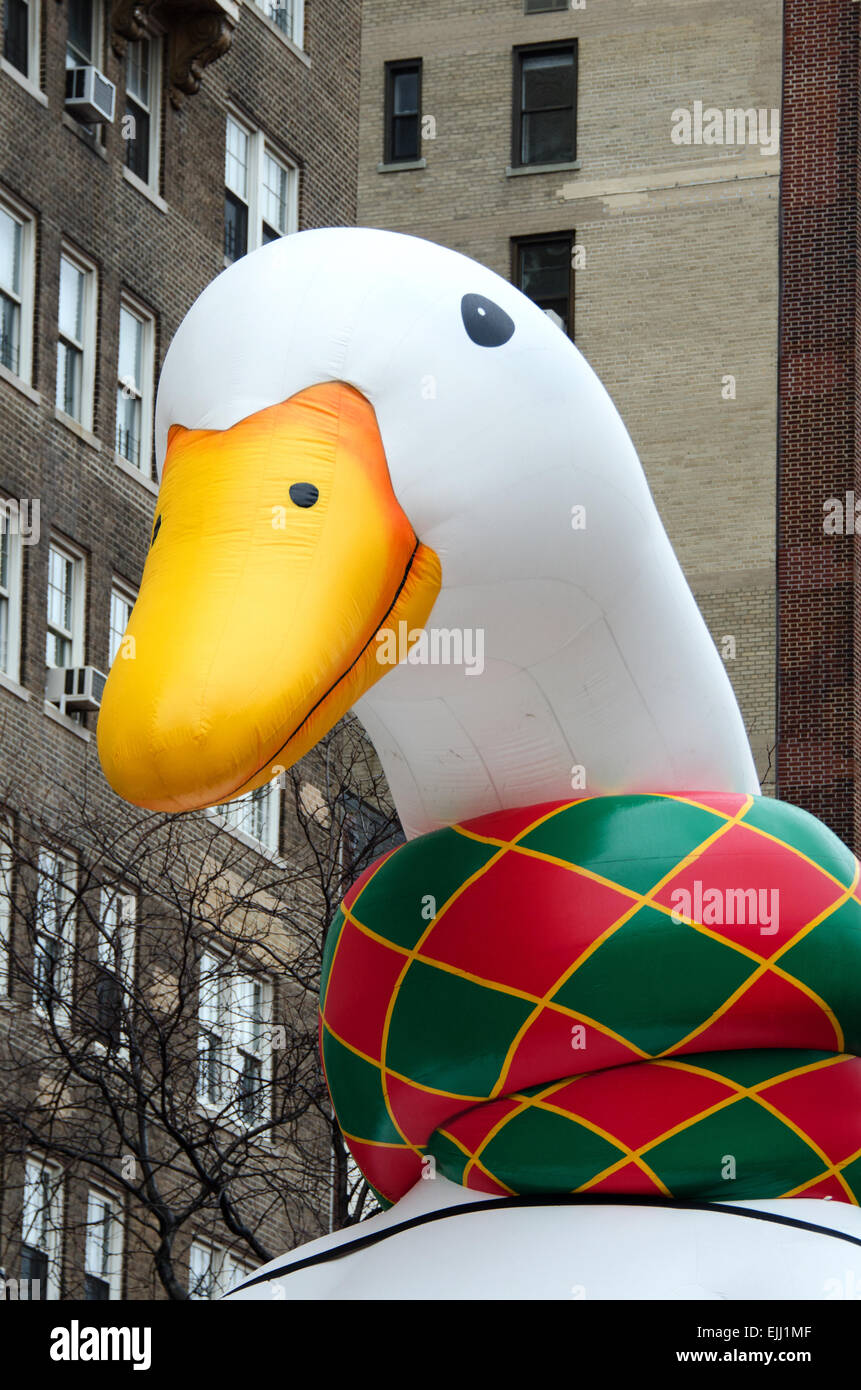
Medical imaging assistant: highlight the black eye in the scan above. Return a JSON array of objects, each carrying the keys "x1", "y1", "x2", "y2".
[
  {"x1": 461, "y1": 293, "x2": 515, "y2": 347},
  {"x1": 151, "y1": 514, "x2": 161, "y2": 547},
  {"x1": 290, "y1": 483, "x2": 319, "y2": 508}
]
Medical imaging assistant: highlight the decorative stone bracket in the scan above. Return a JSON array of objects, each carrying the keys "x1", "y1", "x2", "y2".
[{"x1": 110, "y1": 0, "x2": 240, "y2": 108}]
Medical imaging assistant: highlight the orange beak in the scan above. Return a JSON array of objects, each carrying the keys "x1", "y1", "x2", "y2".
[{"x1": 97, "y1": 382, "x2": 441, "y2": 812}]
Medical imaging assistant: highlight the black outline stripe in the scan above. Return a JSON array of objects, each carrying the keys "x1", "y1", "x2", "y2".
[{"x1": 227, "y1": 1194, "x2": 861, "y2": 1294}]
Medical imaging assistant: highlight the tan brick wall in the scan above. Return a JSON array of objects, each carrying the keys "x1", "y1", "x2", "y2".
[{"x1": 359, "y1": 0, "x2": 781, "y2": 790}]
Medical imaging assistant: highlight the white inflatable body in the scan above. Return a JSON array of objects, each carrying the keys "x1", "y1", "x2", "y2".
[
  {"x1": 225, "y1": 1177, "x2": 861, "y2": 1301},
  {"x1": 131, "y1": 229, "x2": 859, "y2": 1299}
]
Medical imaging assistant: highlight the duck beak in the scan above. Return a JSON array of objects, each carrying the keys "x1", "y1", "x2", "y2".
[{"x1": 97, "y1": 382, "x2": 441, "y2": 813}]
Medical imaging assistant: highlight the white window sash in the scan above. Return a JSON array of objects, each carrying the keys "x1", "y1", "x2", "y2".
[
  {"x1": 116, "y1": 296, "x2": 154, "y2": 472},
  {"x1": 225, "y1": 113, "x2": 298, "y2": 259},
  {"x1": 197, "y1": 954, "x2": 273, "y2": 1123},
  {"x1": 0, "y1": 193, "x2": 35, "y2": 384},
  {"x1": 45, "y1": 540, "x2": 85, "y2": 670},
  {"x1": 0, "y1": 523, "x2": 22, "y2": 680},
  {"x1": 34, "y1": 850, "x2": 77, "y2": 1023},
  {"x1": 85, "y1": 1189, "x2": 123, "y2": 1298},
  {"x1": 109, "y1": 584, "x2": 136, "y2": 666},
  {"x1": 22, "y1": 1157, "x2": 63, "y2": 1299},
  {"x1": 56, "y1": 248, "x2": 97, "y2": 430}
]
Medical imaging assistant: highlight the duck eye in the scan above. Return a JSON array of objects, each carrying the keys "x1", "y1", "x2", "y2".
[
  {"x1": 289, "y1": 482, "x2": 319, "y2": 508},
  {"x1": 461, "y1": 293, "x2": 515, "y2": 347},
  {"x1": 151, "y1": 514, "x2": 162, "y2": 548}
]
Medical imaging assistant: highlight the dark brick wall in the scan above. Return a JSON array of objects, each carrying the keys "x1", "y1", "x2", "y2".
[
  {"x1": 778, "y1": 0, "x2": 861, "y2": 850},
  {"x1": 0, "y1": 0, "x2": 359, "y2": 1298}
]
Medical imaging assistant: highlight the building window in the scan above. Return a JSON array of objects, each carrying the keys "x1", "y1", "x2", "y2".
[
  {"x1": 3, "y1": 0, "x2": 39, "y2": 84},
  {"x1": 21, "y1": 1157, "x2": 63, "y2": 1299},
  {"x1": 46, "y1": 540, "x2": 85, "y2": 669},
  {"x1": 0, "y1": 520, "x2": 22, "y2": 681},
  {"x1": 197, "y1": 951, "x2": 272, "y2": 1125},
  {"x1": 96, "y1": 886, "x2": 135, "y2": 1050},
  {"x1": 0, "y1": 818, "x2": 12, "y2": 997},
  {"x1": 116, "y1": 297, "x2": 154, "y2": 473},
  {"x1": 34, "y1": 850, "x2": 76, "y2": 1025},
  {"x1": 384, "y1": 59, "x2": 422, "y2": 163},
  {"x1": 65, "y1": 0, "x2": 100, "y2": 68},
  {"x1": 84, "y1": 1190, "x2": 123, "y2": 1299},
  {"x1": 340, "y1": 794, "x2": 402, "y2": 882},
  {"x1": 513, "y1": 232, "x2": 574, "y2": 336},
  {"x1": 224, "y1": 113, "x2": 298, "y2": 262},
  {"x1": 0, "y1": 194, "x2": 35, "y2": 383},
  {"x1": 109, "y1": 584, "x2": 135, "y2": 666},
  {"x1": 213, "y1": 782, "x2": 280, "y2": 853},
  {"x1": 252, "y1": 0, "x2": 303, "y2": 47},
  {"x1": 124, "y1": 35, "x2": 161, "y2": 189},
  {"x1": 56, "y1": 249, "x2": 97, "y2": 429},
  {"x1": 189, "y1": 1240, "x2": 252, "y2": 1300},
  {"x1": 513, "y1": 42, "x2": 577, "y2": 167}
]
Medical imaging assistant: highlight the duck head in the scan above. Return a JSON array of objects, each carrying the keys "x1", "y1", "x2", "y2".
[{"x1": 98, "y1": 228, "x2": 758, "y2": 828}]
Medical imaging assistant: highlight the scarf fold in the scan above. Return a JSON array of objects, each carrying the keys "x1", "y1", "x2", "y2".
[{"x1": 320, "y1": 792, "x2": 861, "y2": 1207}]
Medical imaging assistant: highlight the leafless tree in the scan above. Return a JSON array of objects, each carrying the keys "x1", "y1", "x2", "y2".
[{"x1": 0, "y1": 716, "x2": 398, "y2": 1299}]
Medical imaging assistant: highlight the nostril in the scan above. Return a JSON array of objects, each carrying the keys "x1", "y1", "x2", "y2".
[{"x1": 289, "y1": 483, "x2": 319, "y2": 508}]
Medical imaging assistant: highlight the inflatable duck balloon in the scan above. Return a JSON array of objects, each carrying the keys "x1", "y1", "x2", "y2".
[{"x1": 97, "y1": 229, "x2": 861, "y2": 1300}]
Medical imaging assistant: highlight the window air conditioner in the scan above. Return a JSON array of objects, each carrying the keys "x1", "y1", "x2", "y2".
[
  {"x1": 46, "y1": 666, "x2": 108, "y2": 714},
  {"x1": 64, "y1": 65, "x2": 116, "y2": 124}
]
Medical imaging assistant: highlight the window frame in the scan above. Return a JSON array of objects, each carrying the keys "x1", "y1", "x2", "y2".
[
  {"x1": 123, "y1": 31, "x2": 162, "y2": 192},
  {"x1": 108, "y1": 581, "x2": 136, "y2": 667},
  {"x1": 2, "y1": 0, "x2": 41, "y2": 87},
  {"x1": 34, "y1": 848, "x2": 77, "y2": 1027},
  {"x1": 56, "y1": 245, "x2": 98, "y2": 431},
  {"x1": 383, "y1": 58, "x2": 422, "y2": 165},
  {"x1": 96, "y1": 884, "x2": 136, "y2": 1052},
  {"x1": 189, "y1": 1238, "x2": 252, "y2": 1300},
  {"x1": 212, "y1": 781, "x2": 281, "y2": 854},
  {"x1": 511, "y1": 40, "x2": 578, "y2": 170},
  {"x1": 196, "y1": 948, "x2": 273, "y2": 1128},
  {"x1": 84, "y1": 1188, "x2": 123, "y2": 1299},
  {"x1": 115, "y1": 293, "x2": 155, "y2": 476},
  {"x1": 45, "y1": 537, "x2": 86, "y2": 671},
  {"x1": 251, "y1": 0, "x2": 304, "y2": 49},
  {"x1": 65, "y1": 0, "x2": 103, "y2": 70},
  {"x1": 0, "y1": 514, "x2": 23, "y2": 682},
  {"x1": 224, "y1": 111, "x2": 298, "y2": 263},
  {"x1": 512, "y1": 230, "x2": 575, "y2": 338},
  {"x1": 21, "y1": 1156, "x2": 64, "y2": 1300},
  {"x1": 0, "y1": 189, "x2": 36, "y2": 386}
]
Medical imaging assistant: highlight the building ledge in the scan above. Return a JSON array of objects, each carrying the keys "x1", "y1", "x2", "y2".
[
  {"x1": 43, "y1": 700, "x2": 91, "y2": 741},
  {"x1": 243, "y1": 1, "x2": 309, "y2": 66},
  {"x1": 55, "y1": 407, "x2": 102, "y2": 451},
  {"x1": 0, "y1": 671, "x2": 30, "y2": 702},
  {"x1": 61, "y1": 111, "x2": 108, "y2": 158},
  {"x1": 377, "y1": 158, "x2": 427, "y2": 173},
  {"x1": 0, "y1": 362, "x2": 40, "y2": 405},
  {"x1": 112, "y1": 0, "x2": 239, "y2": 108},
  {"x1": 0, "y1": 57, "x2": 47, "y2": 105},
  {"x1": 506, "y1": 159, "x2": 581, "y2": 177},
  {"x1": 122, "y1": 165, "x2": 169, "y2": 213},
  {"x1": 114, "y1": 450, "x2": 160, "y2": 496}
]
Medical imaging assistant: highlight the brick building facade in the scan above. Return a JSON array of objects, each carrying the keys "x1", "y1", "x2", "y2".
[
  {"x1": 0, "y1": 0, "x2": 361, "y2": 1299},
  {"x1": 777, "y1": 0, "x2": 861, "y2": 852},
  {"x1": 358, "y1": 0, "x2": 783, "y2": 794}
]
